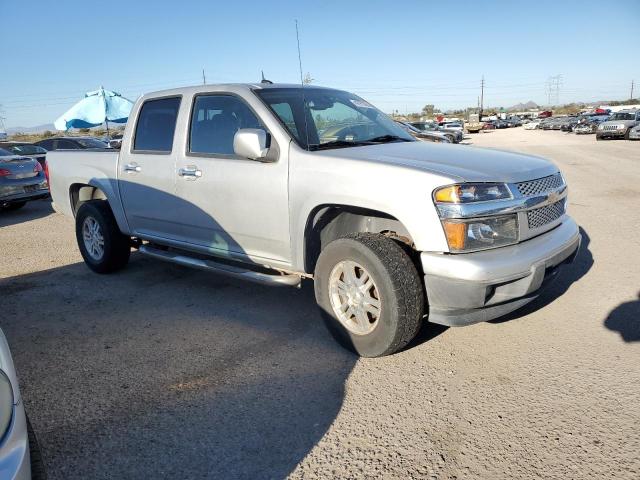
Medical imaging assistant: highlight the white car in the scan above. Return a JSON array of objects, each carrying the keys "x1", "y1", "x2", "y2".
[
  {"x1": 0, "y1": 328, "x2": 45, "y2": 479},
  {"x1": 524, "y1": 120, "x2": 541, "y2": 130}
]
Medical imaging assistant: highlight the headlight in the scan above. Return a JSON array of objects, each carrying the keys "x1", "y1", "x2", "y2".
[
  {"x1": 441, "y1": 214, "x2": 519, "y2": 252},
  {"x1": 597, "y1": 125, "x2": 604, "y2": 130},
  {"x1": 434, "y1": 183, "x2": 512, "y2": 203},
  {"x1": 0, "y1": 370, "x2": 14, "y2": 440}
]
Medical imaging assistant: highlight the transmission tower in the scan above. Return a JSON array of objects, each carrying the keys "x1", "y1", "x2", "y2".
[{"x1": 546, "y1": 75, "x2": 563, "y2": 107}]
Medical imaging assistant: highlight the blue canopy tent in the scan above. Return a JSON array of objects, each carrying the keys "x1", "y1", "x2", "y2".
[{"x1": 54, "y1": 87, "x2": 134, "y2": 136}]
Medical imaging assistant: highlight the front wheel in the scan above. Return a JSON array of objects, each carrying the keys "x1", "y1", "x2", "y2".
[
  {"x1": 314, "y1": 233, "x2": 425, "y2": 357},
  {"x1": 75, "y1": 201, "x2": 130, "y2": 273}
]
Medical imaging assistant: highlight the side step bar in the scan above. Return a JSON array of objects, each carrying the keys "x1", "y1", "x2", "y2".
[{"x1": 138, "y1": 245, "x2": 302, "y2": 287}]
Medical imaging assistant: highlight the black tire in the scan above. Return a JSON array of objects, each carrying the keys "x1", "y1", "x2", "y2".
[
  {"x1": 75, "y1": 200, "x2": 130, "y2": 274},
  {"x1": 1, "y1": 201, "x2": 27, "y2": 211},
  {"x1": 314, "y1": 233, "x2": 424, "y2": 357},
  {"x1": 596, "y1": 135, "x2": 603, "y2": 141},
  {"x1": 625, "y1": 129, "x2": 631, "y2": 140},
  {"x1": 445, "y1": 134, "x2": 455, "y2": 143},
  {"x1": 26, "y1": 415, "x2": 47, "y2": 480}
]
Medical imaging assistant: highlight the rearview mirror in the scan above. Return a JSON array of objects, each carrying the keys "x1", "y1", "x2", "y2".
[{"x1": 233, "y1": 129, "x2": 269, "y2": 160}]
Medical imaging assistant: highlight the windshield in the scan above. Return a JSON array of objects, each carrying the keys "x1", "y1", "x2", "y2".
[
  {"x1": 254, "y1": 87, "x2": 414, "y2": 150},
  {"x1": 0, "y1": 147, "x2": 15, "y2": 156},
  {"x1": 6, "y1": 144, "x2": 46, "y2": 155},
  {"x1": 610, "y1": 112, "x2": 636, "y2": 121},
  {"x1": 76, "y1": 138, "x2": 108, "y2": 148}
]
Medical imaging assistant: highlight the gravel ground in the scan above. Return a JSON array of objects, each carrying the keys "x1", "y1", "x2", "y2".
[{"x1": 1, "y1": 128, "x2": 638, "y2": 479}]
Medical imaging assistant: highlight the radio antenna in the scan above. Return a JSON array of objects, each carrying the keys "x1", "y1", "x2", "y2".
[{"x1": 295, "y1": 19, "x2": 310, "y2": 151}]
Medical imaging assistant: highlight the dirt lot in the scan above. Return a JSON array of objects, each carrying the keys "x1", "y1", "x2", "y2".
[{"x1": 1, "y1": 128, "x2": 638, "y2": 479}]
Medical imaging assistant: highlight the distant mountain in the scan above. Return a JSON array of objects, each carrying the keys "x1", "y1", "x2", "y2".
[
  {"x1": 6, "y1": 124, "x2": 56, "y2": 134},
  {"x1": 508, "y1": 101, "x2": 539, "y2": 111}
]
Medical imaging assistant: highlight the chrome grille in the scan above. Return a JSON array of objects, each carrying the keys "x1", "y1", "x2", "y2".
[
  {"x1": 516, "y1": 173, "x2": 563, "y2": 196},
  {"x1": 601, "y1": 125, "x2": 620, "y2": 131},
  {"x1": 527, "y1": 199, "x2": 565, "y2": 229}
]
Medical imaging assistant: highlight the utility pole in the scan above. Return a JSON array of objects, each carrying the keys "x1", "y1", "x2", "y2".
[
  {"x1": 480, "y1": 75, "x2": 484, "y2": 119},
  {"x1": 202, "y1": 69, "x2": 206, "y2": 85},
  {"x1": 631, "y1": 80, "x2": 635, "y2": 100}
]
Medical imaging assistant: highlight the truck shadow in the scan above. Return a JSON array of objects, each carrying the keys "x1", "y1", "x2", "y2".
[
  {"x1": 489, "y1": 226, "x2": 593, "y2": 324},
  {"x1": 0, "y1": 259, "x2": 356, "y2": 480},
  {"x1": 604, "y1": 292, "x2": 640, "y2": 342},
  {"x1": 2, "y1": 179, "x2": 360, "y2": 480}
]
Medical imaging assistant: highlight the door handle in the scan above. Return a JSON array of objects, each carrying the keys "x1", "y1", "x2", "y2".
[
  {"x1": 124, "y1": 163, "x2": 141, "y2": 173},
  {"x1": 178, "y1": 166, "x2": 202, "y2": 179}
]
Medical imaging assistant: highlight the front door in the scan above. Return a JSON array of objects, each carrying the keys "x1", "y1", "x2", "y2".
[{"x1": 174, "y1": 93, "x2": 291, "y2": 265}]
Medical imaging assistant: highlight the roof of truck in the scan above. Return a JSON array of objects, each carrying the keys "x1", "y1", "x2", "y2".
[{"x1": 140, "y1": 83, "x2": 337, "y2": 100}]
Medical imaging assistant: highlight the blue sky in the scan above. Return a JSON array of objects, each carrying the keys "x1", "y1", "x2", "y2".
[{"x1": 2, "y1": 0, "x2": 639, "y2": 127}]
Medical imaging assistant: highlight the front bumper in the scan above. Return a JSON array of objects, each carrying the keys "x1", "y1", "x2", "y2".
[
  {"x1": 597, "y1": 129, "x2": 625, "y2": 138},
  {"x1": 0, "y1": 401, "x2": 31, "y2": 480},
  {"x1": 421, "y1": 218, "x2": 581, "y2": 326}
]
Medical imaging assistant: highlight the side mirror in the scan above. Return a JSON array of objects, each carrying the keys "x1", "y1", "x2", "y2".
[{"x1": 233, "y1": 129, "x2": 269, "y2": 160}]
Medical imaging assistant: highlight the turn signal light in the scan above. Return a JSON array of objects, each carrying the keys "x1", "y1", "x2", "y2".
[
  {"x1": 0, "y1": 168, "x2": 11, "y2": 177},
  {"x1": 442, "y1": 221, "x2": 467, "y2": 251}
]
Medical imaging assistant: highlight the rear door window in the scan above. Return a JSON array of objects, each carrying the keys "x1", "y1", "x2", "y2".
[{"x1": 133, "y1": 97, "x2": 181, "y2": 152}]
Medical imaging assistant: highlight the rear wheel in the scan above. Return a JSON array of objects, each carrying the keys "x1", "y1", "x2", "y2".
[
  {"x1": 75, "y1": 201, "x2": 130, "y2": 273},
  {"x1": 1, "y1": 201, "x2": 26, "y2": 211},
  {"x1": 625, "y1": 129, "x2": 631, "y2": 140},
  {"x1": 314, "y1": 233, "x2": 424, "y2": 357}
]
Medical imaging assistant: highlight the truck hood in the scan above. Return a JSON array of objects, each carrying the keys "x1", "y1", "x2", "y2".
[{"x1": 315, "y1": 141, "x2": 558, "y2": 183}]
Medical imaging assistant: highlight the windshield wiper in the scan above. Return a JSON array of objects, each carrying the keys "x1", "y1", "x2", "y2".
[
  {"x1": 366, "y1": 134, "x2": 413, "y2": 143},
  {"x1": 309, "y1": 140, "x2": 371, "y2": 151}
]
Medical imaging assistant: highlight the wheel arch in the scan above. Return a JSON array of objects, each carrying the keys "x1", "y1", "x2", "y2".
[
  {"x1": 68, "y1": 181, "x2": 130, "y2": 234},
  {"x1": 303, "y1": 204, "x2": 416, "y2": 274}
]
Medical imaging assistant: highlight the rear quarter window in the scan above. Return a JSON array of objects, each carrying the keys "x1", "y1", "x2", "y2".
[{"x1": 133, "y1": 97, "x2": 181, "y2": 152}]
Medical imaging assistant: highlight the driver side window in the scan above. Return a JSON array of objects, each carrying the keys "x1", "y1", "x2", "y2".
[{"x1": 189, "y1": 95, "x2": 262, "y2": 156}]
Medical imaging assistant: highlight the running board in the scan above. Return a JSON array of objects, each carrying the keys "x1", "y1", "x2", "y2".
[{"x1": 138, "y1": 245, "x2": 301, "y2": 287}]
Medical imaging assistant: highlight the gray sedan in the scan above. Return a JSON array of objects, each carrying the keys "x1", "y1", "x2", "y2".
[
  {"x1": 0, "y1": 148, "x2": 49, "y2": 211},
  {"x1": 1, "y1": 327, "x2": 46, "y2": 479}
]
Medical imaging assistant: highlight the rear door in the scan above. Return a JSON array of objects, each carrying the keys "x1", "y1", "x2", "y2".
[{"x1": 118, "y1": 96, "x2": 185, "y2": 240}]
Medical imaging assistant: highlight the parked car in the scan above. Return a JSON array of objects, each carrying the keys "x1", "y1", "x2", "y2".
[
  {"x1": 523, "y1": 119, "x2": 542, "y2": 130},
  {"x1": 395, "y1": 121, "x2": 451, "y2": 143},
  {"x1": 0, "y1": 327, "x2": 46, "y2": 479},
  {"x1": 47, "y1": 83, "x2": 581, "y2": 358},
  {"x1": 0, "y1": 142, "x2": 47, "y2": 169},
  {"x1": 503, "y1": 116, "x2": 522, "y2": 127},
  {"x1": 493, "y1": 119, "x2": 510, "y2": 129},
  {"x1": 560, "y1": 118, "x2": 580, "y2": 132},
  {"x1": 482, "y1": 120, "x2": 496, "y2": 130},
  {"x1": 409, "y1": 121, "x2": 463, "y2": 143},
  {"x1": 0, "y1": 148, "x2": 49, "y2": 211},
  {"x1": 574, "y1": 121, "x2": 599, "y2": 135},
  {"x1": 441, "y1": 122, "x2": 464, "y2": 132},
  {"x1": 596, "y1": 109, "x2": 640, "y2": 140},
  {"x1": 538, "y1": 111, "x2": 553, "y2": 118},
  {"x1": 34, "y1": 137, "x2": 109, "y2": 151},
  {"x1": 627, "y1": 124, "x2": 640, "y2": 140}
]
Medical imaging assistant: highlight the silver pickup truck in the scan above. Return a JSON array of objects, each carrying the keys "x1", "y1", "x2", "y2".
[{"x1": 48, "y1": 83, "x2": 581, "y2": 357}]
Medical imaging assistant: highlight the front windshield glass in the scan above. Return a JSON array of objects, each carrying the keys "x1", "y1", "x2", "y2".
[
  {"x1": 610, "y1": 112, "x2": 635, "y2": 121},
  {"x1": 76, "y1": 138, "x2": 108, "y2": 148},
  {"x1": 254, "y1": 87, "x2": 414, "y2": 150},
  {"x1": 0, "y1": 148, "x2": 14, "y2": 156}
]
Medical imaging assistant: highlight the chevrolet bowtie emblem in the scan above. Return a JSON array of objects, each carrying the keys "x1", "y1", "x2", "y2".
[{"x1": 547, "y1": 190, "x2": 560, "y2": 203}]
